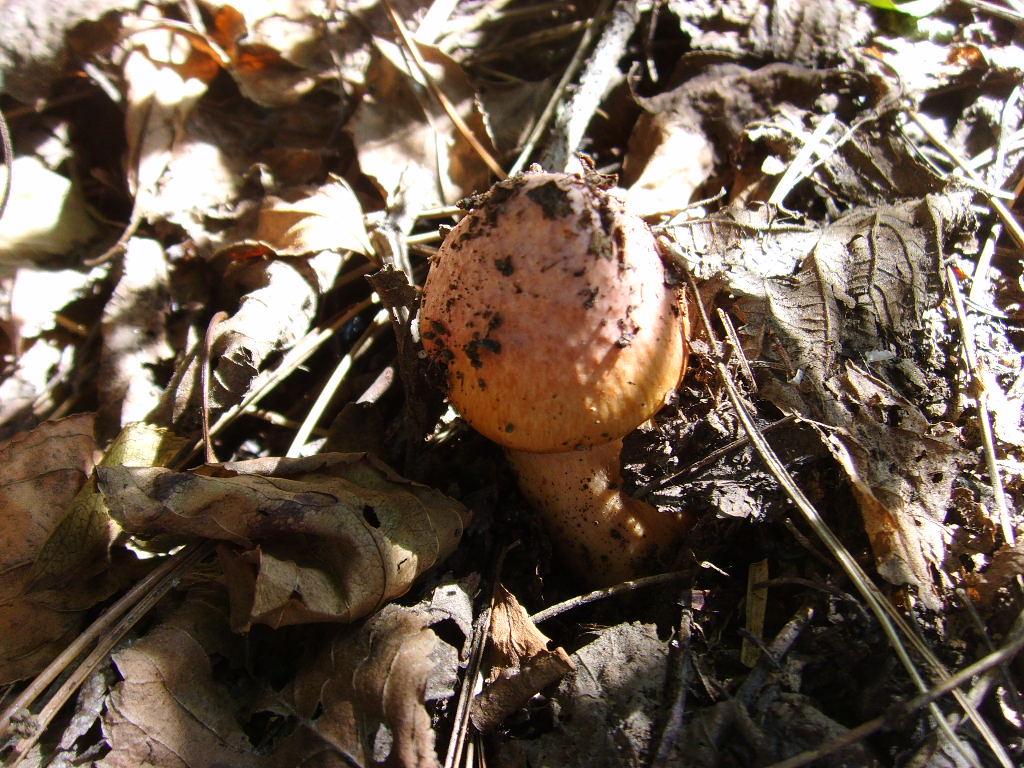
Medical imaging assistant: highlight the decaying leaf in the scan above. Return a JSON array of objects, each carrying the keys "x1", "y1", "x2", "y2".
[
  {"x1": 99, "y1": 587, "x2": 265, "y2": 768},
  {"x1": 471, "y1": 584, "x2": 574, "y2": 733},
  {"x1": 288, "y1": 602, "x2": 454, "y2": 768},
  {"x1": 964, "y1": 540, "x2": 1024, "y2": 607},
  {"x1": 96, "y1": 452, "x2": 471, "y2": 629},
  {"x1": 0, "y1": 414, "x2": 118, "y2": 683},
  {"x1": 351, "y1": 36, "x2": 497, "y2": 211},
  {"x1": 497, "y1": 622, "x2": 669, "y2": 767},
  {"x1": 670, "y1": 192, "x2": 976, "y2": 607}
]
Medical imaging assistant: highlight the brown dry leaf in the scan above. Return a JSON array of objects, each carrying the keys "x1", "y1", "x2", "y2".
[
  {"x1": 0, "y1": 414, "x2": 112, "y2": 682},
  {"x1": 251, "y1": 177, "x2": 374, "y2": 257},
  {"x1": 96, "y1": 452, "x2": 471, "y2": 629},
  {"x1": 153, "y1": 248, "x2": 344, "y2": 431},
  {"x1": 28, "y1": 421, "x2": 188, "y2": 592},
  {"x1": 471, "y1": 584, "x2": 574, "y2": 733},
  {"x1": 117, "y1": 6, "x2": 243, "y2": 244},
  {"x1": 288, "y1": 602, "x2": 450, "y2": 768},
  {"x1": 964, "y1": 540, "x2": 1024, "y2": 608},
  {"x1": 209, "y1": 0, "x2": 336, "y2": 107},
  {"x1": 98, "y1": 587, "x2": 266, "y2": 768},
  {"x1": 350, "y1": 36, "x2": 497, "y2": 211}
]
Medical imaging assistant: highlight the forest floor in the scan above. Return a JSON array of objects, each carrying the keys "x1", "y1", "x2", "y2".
[{"x1": 0, "y1": 1, "x2": 1023, "y2": 767}]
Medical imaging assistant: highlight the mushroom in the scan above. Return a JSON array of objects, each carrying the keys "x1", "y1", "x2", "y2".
[{"x1": 420, "y1": 169, "x2": 691, "y2": 583}]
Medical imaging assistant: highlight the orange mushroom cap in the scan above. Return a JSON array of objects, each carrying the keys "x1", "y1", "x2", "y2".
[{"x1": 420, "y1": 170, "x2": 687, "y2": 453}]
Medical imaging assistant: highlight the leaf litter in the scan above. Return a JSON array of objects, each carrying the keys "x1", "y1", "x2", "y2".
[{"x1": 0, "y1": 1, "x2": 1023, "y2": 767}]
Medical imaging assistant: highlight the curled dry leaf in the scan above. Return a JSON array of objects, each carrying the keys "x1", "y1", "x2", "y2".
[
  {"x1": 154, "y1": 248, "x2": 344, "y2": 431},
  {"x1": 288, "y1": 603, "x2": 452, "y2": 768},
  {"x1": 471, "y1": 585, "x2": 574, "y2": 733},
  {"x1": 28, "y1": 421, "x2": 188, "y2": 592},
  {"x1": 96, "y1": 452, "x2": 471, "y2": 629},
  {"x1": 0, "y1": 414, "x2": 116, "y2": 683}
]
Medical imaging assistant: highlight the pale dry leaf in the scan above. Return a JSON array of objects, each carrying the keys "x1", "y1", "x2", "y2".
[
  {"x1": 117, "y1": 7, "x2": 244, "y2": 242},
  {"x1": 0, "y1": 414, "x2": 108, "y2": 682},
  {"x1": 350, "y1": 36, "x2": 497, "y2": 211},
  {"x1": 98, "y1": 237, "x2": 174, "y2": 434},
  {"x1": 9, "y1": 262, "x2": 101, "y2": 340},
  {"x1": 96, "y1": 452, "x2": 471, "y2": 628},
  {"x1": 253, "y1": 177, "x2": 374, "y2": 256},
  {"x1": 288, "y1": 603, "x2": 449, "y2": 768},
  {"x1": 470, "y1": 584, "x2": 573, "y2": 733},
  {"x1": 0, "y1": 155, "x2": 98, "y2": 262}
]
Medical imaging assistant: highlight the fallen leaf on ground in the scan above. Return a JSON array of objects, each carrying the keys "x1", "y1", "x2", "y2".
[
  {"x1": 471, "y1": 584, "x2": 574, "y2": 733},
  {"x1": 96, "y1": 452, "x2": 471, "y2": 628},
  {"x1": 0, "y1": 414, "x2": 116, "y2": 682},
  {"x1": 351, "y1": 36, "x2": 498, "y2": 211},
  {"x1": 288, "y1": 602, "x2": 455, "y2": 768}
]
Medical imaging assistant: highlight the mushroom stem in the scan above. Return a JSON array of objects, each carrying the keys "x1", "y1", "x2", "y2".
[{"x1": 506, "y1": 439, "x2": 692, "y2": 585}]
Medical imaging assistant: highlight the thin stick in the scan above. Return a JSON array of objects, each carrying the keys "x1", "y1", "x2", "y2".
[
  {"x1": 531, "y1": 571, "x2": 695, "y2": 624},
  {"x1": 0, "y1": 106, "x2": 12, "y2": 223},
  {"x1": 383, "y1": 0, "x2": 505, "y2": 180},
  {"x1": 507, "y1": 0, "x2": 611, "y2": 175},
  {"x1": 286, "y1": 309, "x2": 388, "y2": 457},
  {"x1": 201, "y1": 311, "x2": 229, "y2": 464},
  {"x1": 539, "y1": 0, "x2": 638, "y2": 173}
]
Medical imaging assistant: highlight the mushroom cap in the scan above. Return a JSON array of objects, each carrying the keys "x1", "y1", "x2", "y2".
[{"x1": 420, "y1": 171, "x2": 686, "y2": 453}]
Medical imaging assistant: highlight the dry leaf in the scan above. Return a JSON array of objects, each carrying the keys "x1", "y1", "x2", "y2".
[
  {"x1": 0, "y1": 156, "x2": 98, "y2": 261},
  {"x1": 471, "y1": 584, "x2": 574, "y2": 733},
  {"x1": 964, "y1": 541, "x2": 1024, "y2": 607},
  {"x1": 154, "y1": 248, "x2": 344, "y2": 432},
  {"x1": 289, "y1": 603, "x2": 451, "y2": 768},
  {"x1": 351, "y1": 36, "x2": 497, "y2": 210},
  {"x1": 98, "y1": 238, "x2": 174, "y2": 434},
  {"x1": 670, "y1": 193, "x2": 976, "y2": 607},
  {"x1": 251, "y1": 177, "x2": 374, "y2": 257},
  {"x1": 99, "y1": 588, "x2": 265, "y2": 768},
  {"x1": 96, "y1": 452, "x2": 471, "y2": 628},
  {"x1": 0, "y1": 414, "x2": 110, "y2": 682},
  {"x1": 28, "y1": 421, "x2": 188, "y2": 592},
  {"x1": 497, "y1": 622, "x2": 668, "y2": 767}
]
